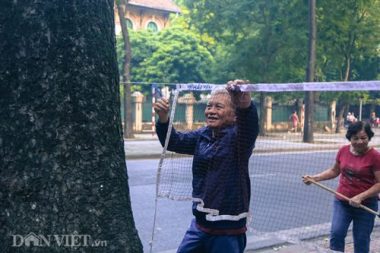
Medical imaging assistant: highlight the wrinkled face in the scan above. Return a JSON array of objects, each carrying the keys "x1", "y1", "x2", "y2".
[
  {"x1": 205, "y1": 94, "x2": 235, "y2": 129},
  {"x1": 350, "y1": 130, "x2": 369, "y2": 154}
]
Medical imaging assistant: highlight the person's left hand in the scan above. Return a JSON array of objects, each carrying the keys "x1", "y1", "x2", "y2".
[
  {"x1": 226, "y1": 79, "x2": 251, "y2": 109},
  {"x1": 349, "y1": 195, "x2": 363, "y2": 208},
  {"x1": 302, "y1": 175, "x2": 317, "y2": 185}
]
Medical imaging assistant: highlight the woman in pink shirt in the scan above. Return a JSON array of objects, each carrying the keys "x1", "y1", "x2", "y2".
[
  {"x1": 289, "y1": 111, "x2": 299, "y2": 132},
  {"x1": 303, "y1": 121, "x2": 380, "y2": 253}
]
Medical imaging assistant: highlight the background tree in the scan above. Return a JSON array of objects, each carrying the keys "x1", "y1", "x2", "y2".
[
  {"x1": 317, "y1": 0, "x2": 380, "y2": 132},
  {"x1": 116, "y1": 0, "x2": 134, "y2": 138},
  {"x1": 304, "y1": 0, "x2": 316, "y2": 143},
  {"x1": 182, "y1": 0, "x2": 308, "y2": 83},
  {"x1": 182, "y1": 0, "x2": 309, "y2": 135},
  {"x1": 181, "y1": 0, "x2": 379, "y2": 135},
  {"x1": 318, "y1": 0, "x2": 380, "y2": 82},
  {"x1": 116, "y1": 16, "x2": 214, "y2": 94},
  {"x1": 135, "y1": 26, "x2": 214, "y2": 84},
  {"x1": 0, "y1": 1, "x2": 142, "y2": 252}
]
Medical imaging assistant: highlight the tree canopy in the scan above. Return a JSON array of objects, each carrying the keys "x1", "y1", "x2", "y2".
[{"x1": 117, "y1": 16, "x2": 215, "y2": 92}]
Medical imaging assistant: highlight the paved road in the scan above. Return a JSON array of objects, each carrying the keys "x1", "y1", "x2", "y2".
[
  {"x1": 125, "y1": 130, "x2": 380, "y2": 253},
  {"x1": 127, "y1": 151, "x2": 340, "y2": 252}
]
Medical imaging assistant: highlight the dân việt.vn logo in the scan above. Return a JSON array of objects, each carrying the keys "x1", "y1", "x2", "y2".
[{"x1": 12, "y1": 232, "x2": 107, "y2": 247}]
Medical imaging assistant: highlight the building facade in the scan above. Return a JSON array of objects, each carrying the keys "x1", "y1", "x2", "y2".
[{"x1": 115, "y1": 0, "x2": 181, "y2": 34}]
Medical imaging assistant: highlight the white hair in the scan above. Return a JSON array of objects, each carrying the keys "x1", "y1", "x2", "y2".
[
  {"x1": 209, "y1": 88, "x2": 235, "y2": 110},
  {"x1": 210, "y1": 87, "x2": 229, "y2": 96}
]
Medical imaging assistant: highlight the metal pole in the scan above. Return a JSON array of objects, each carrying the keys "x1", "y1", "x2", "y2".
[{"x1": 359, "y1": 98, "x2": 362, "y2": 121}]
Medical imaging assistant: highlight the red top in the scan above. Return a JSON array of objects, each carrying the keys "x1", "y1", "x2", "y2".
[{"x1": 336, "y1": 145, "x2": 380, "y2": 201}]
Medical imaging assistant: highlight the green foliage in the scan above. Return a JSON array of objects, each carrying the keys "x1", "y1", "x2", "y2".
[
  {"x1": 316, "y1": 0, "x2": 380, "y2": 104},
  {"x1": 117, "y1": 0, "x2": 380, "y2": 105},
  {"x1": 136, "y1": 27, "x2": 214, "y2": 83},
  {"x1": 116, "y1": 16, "x2": 214, "y2": 94},
  {"x1": 183, "y1": 0, "x2": 309, "y2": 104},
  {"x1": 183, "y1": 0, "x2": 379, "y2": 105},
  {"x1": 317, "y1": 0, "x2": 380, "y2": 82}
]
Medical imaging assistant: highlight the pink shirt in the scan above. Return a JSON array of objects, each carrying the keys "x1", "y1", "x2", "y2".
[
  {"x1": 336, "y1": 145, "x2": 380, "y2": 201},
  {"x1": 290, "y1": 114, "x2": 298, "y2": 125}
]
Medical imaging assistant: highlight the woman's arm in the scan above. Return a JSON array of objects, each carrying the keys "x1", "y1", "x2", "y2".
[
  {"x1": 350, "y1": 171, "x2": 380, "y2": 206},
  {"x1": 303, "y1": 162, "x2": 341, "y2": 184}
]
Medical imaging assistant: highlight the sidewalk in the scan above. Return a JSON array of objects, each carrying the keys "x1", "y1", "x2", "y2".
[
  {"x1": 124, "y1": 130, "x2": 380, "y2": 159},
  {"x1": 251, "y1": 225, "x2": 380, "y2": 253}
]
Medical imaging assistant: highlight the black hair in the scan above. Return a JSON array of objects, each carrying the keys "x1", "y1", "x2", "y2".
[{"x1": 345, "y1": 121, "x2": 374, "y2": 141}]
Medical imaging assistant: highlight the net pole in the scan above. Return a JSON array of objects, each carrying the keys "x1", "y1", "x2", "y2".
[
  {"x1": 149, "y1": 90, "x2": 180, "y2": 253},
  {"x1": 151, "y1": 84, "x2": 156, "y2": 136}
]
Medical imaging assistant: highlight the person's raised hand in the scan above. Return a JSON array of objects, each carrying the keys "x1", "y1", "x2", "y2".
[
  {"x1": 153, "y1": 98, "x2": 170, "y2": 123},
  {"x1": 226, "y1": 79, "x2": 251, "y2": 109}
]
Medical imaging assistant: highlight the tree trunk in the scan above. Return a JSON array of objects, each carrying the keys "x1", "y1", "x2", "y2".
[
  {"x1": 304, "y1": 0, "x2": 316, "y2": 143},
  {"x1": 334, "y1": 53, "x2": 351, "y2": 133},
  {"x1": 116, "y1": 0, "x2": 134, "y2": 138},
  {"x1": 344, "y1": 55, "x2": 351, "y2": 82},
  {"x1": 336, "y1": 103, "x2": 349, "y2": 133},
  {"x1": 259, "y1": 92, "x2": 267, "y2": 136},
  {"x1": 0, "y1": 1, "x2": 142, "y2": 252}
]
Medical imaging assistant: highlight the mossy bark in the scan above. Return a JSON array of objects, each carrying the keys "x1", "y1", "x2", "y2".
[{"x1": 0, "y1": 1, "x2": 142, "y2": 252}]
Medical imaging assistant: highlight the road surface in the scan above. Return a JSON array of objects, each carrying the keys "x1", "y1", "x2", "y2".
[{"x1": 127, "y1": 150, "x2": 340, "y2": 252}]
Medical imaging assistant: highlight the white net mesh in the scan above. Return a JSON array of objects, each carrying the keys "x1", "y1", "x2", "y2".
[{"x1": 151, "y1": 81, "x2": 380, "y2": 252}]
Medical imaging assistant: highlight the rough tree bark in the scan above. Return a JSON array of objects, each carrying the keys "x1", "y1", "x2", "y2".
[
  {"x1": 0, "y1": 1, "x2": 142, "y2": 252},
  {"x1": 116, "y1": 0, "x2": 134, "y2": 139}
]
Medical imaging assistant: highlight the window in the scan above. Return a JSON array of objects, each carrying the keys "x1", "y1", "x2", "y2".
[
  {"x1": 126, "y1": 19, "x2": 133, "y2": 30},
  {"x1": 147, "y1": 21, "x2": 158, "y2": 32}
]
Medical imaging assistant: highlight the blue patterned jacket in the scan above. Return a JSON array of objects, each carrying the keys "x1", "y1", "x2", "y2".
[{"x1": 156, "y1": 103, "x2": 259, "y2": 231}]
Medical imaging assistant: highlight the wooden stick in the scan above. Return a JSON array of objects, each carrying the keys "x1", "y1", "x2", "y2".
[{"x1": 308, "y1": 179, "x2": 380, "y2": 217}]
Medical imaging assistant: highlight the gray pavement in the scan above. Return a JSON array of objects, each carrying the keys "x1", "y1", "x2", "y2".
[
  {"x1": 252, "y1": 225, "x2": 380, "y2": 253},
  {"x1": 125, "y1": 130, "x2": 380, "y2": 159},
  {"x1": 125, "y1": 130, "x2": 380, "y2": 253}
]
